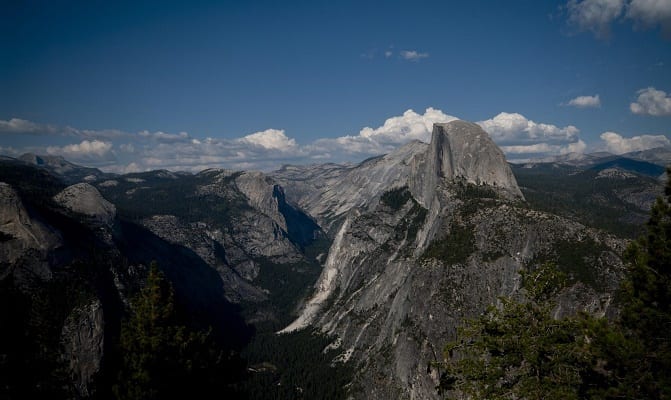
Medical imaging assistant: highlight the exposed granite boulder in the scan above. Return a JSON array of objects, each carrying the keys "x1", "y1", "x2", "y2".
[{"x1": 53, "y1": 183, "x2": 116, "y2": 225}]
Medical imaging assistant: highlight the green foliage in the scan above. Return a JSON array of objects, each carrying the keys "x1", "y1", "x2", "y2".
[
  {"x1": 0, "y1": 162, "x2": 66, "y2": 207},
  {"x1": 441, "y1": 263, "x2": 595, "y2": 400},
  {"x1": 513, "y1": 164, "x2": 659, "y2": 238},
  {"x1": 97, "y1": 172, "x2": 249, "y2": 225},
  {"x1": 614, "y1": 167, "x2": 671, "y2": 398},
  {"x1": 0, "y1": 259, "x2": 101, "y2": 399},
  {"x1": 251, "y1": 258, "x2": 324, "y2": 329},
  {"x1": 532, "y1": 238, "x2": 610, "y2": 291},
  {"x1": 440, "y1": 168, "x2": 671, "y2": 399},
  {"x1": 423, "y1": 224, "x2": 475, "y2": 265},
  {"x1": 455, "y1": 180, "x2": 498, "y2": 201},
  {"x1": 242, "y1": 329, "x2": 352, "y2": 399},
  {"x1": 381, "y1": 186, "x2": 412, "y2": 210},
  {"x1": 114, "y1": 262, "x2": 244, "y2": 399}
]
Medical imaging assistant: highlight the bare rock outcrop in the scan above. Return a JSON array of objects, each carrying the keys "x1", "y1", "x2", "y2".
[
  {"x1": 0, "y1": 182, "x2": 60, "y2": 279},
  {"x1": 53, "y1": 183, "x2": 116, "y2": 225},
  {"x1": 410, "y1": 121, "x2": 523, "y2": 206},
  {"x1": 273, "y1": 120, "x2": 523, "y2": 232},
  {"x1": 60, "y1": 300, "x2": 105, "y2": 398}
]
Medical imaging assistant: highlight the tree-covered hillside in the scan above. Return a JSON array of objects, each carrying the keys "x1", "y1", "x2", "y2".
[{"x1": 440, "y1": 167, "x2": 671, "y2": 399}]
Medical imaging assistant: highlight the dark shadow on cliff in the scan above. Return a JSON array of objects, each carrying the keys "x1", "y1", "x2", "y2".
[{"x1": 114, "y1": 218, "x2": 253, "y2": 349}]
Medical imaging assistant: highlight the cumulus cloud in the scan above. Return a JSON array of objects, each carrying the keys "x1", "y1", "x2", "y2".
[
  {"x1": 399, "y1": 50, "x2": 429, "y2": 61},
  {"x1": 45, "y1": 140, "x2": 115, "y2": 163},
  {"x1": 600, "y1": 131, "x2": 670, "y2": 153},
  {"x1": 0, "y1": 109, "x2": 587, "y2": 171},
  {"x1": 566, "y1": 0, "x2": 624, "y2": 38},
  {"x1": 358, "y1": 108, "x2": 457, "y2": 144},
  {"x1": 0, "y1": 118, "x2": 58, "y2": 135},
  {"x1": 630, "y1": 87, "x2": 671, "y2": 116},
  {"x1": 626, "y1": 0, "x2": 671, "y2": 34},
  {"x1": 305, "y1": 108, "x2": 456, "y2": 157},
  {"x1": 567, "y1": 94, "x2": 601, "y2": 108},
  {"x1": 565, "y1": 0, "x2": 671, "y2": 37},
  {"x1": 238, "y1": 129, "x2": 297, "y2": 151},
  {"x1": 477, "y1": 112, "x2": 580, "y2": 144}
]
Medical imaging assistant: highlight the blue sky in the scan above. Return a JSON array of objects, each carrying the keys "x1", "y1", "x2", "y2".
[{"x1": 1, "y1": 0, "x2": 670, "y2": 172}]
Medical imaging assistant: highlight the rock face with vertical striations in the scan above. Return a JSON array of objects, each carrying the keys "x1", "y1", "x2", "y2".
[
  {"x1": 272, "y1": 120, "x2": 523, "y2": 232},
  {"x1": 409, "y1": 120, "x2": 523, "y2": 206},
  {"x1": 60, "y1": 300, "x2": 105, "y2": 398},
  {"x1": 278, "y1": 121, "x2": 624, "y2": 399}
]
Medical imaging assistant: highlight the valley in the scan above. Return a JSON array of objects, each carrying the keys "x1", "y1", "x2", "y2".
[{"x1": 0, "y1": 121, "x2": 668, "y2": 399}]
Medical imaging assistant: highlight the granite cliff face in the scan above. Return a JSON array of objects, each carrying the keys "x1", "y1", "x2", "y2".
[
  {"x1": 0, "y1": 120, "x2": 638, "y2": 398},
  {"x1": 0, "y1": 182, "x2": 61, "y2": 280},
  {"x1": 60, "y1": 300, "x2": 105, "y2": 398},
  {"x1": 54, "y1": 183, "x2": 117, "y2": 225},
  {"x1": 272, "y1": 120, "x2": 523, "y2": 232},
  {"x1": 409, "y1": 121, "x2": 523, "y2": 206},
  {"x1": 0, "y1": 176, "x2": 124, "y2": 398},
  {"x1": 278, "y1": 121, "x2": 624, "y2": 399}
]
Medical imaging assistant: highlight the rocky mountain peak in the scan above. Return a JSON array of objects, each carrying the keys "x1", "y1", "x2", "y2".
[{"x1": 410, "y1": 120, "x2": 523, "y2": 205}]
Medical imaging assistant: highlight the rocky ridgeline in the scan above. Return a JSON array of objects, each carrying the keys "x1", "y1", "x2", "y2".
[
  {"x1": 272, "y1": 120, "x2": 523, "y2": 232},
  {"x1": 0, "y1": 119, "x2": 644, "y2": 398},
  {"x1": 278, "y1": 121, "x2": 625, "y2": 399}
]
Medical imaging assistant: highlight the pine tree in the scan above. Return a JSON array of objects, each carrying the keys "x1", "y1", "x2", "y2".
[
  {"x1": 441, "y1": 263, "x2": 594, "y2": 399},
  {"x1": 113, "y1": 262, "x2": 243, "y2": 399},
  {"x1": 440, "y1": 168, "x2": 671, "y2": 399},
  {"x1": 609, "y1": 167, "x2": 671, "y2": 398}
]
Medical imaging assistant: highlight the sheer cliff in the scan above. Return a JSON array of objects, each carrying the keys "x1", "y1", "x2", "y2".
[
  {"x1": 0, "y1": 119, "x2": 640, "y2": 399},
  {"x1": 278, "y1": 120, "x2": 625, "y2": 399}
]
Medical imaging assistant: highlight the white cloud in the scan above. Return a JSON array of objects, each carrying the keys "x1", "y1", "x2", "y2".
[
  {"x1": 384, "y1": 50, "x2": 393, "y2": 58},
  {"x1": 138, "y1": 130, "x2": 191, "y2": 142},
  {"x1": 0, "y1": 118, "x2": 57, "y2": 135},
  {"x1": 630, "y1": 87, "x2": 671, "y2": 116},
  {"x1": 238, "y1": 129, "x2": 297, "y2": 151},
  {"x1": 566, "y1": 139, "x2": 589, "y2": 154},
  {"x1": 358, "y1": 108, "x2": 457, "y2": 144},
  {"x1": 566, "y1": 0, "x2": 625, "y2": 38},
  {"x1": 0, "y1": 118, "x2": 126, "y2": 139},
  {"x1": 399, "y1": 50, "x2": 429, "y2": 61},
  {"x1": 600, "y1": 131, "x2": 670, "y2": 153},
  {"x1": 477, "y1": 112, "x2": 580, "y2": 143},
  {"x1": 0, "y1": 146, "x2": 20, "y2": 156},
  {"x1": 2, "y1": 109, "x2": 587, "y2": 172},
  {"x1": 567, "y1": 94, "x2": 601, "y2": 108},
  {"x1": 501, "y1": 143, "x2": 558, "y2": 154},
  {"x1": 46, "y1": 140, "x2": 115, "y2": 163},
  {"x1": 501, "y1": 140, "x2": 586, "y2": 155},
  {"x1": 565, "y1": 0, "x2": 671, "y2": 37},
  {"x1": 626, "y1": 0, "x2": 671, "y2": 34},
  {"x1": 119, "y1": 143, "x2": 135, "y2": 153}
]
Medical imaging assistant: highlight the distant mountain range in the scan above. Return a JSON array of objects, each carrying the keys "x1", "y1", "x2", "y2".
[
  {"x1": 515, "y1": 146, "x2": 670, "y2": 179},
  {"x1": 0, "y1": 125, "x2": 667, "y2": 399}
]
